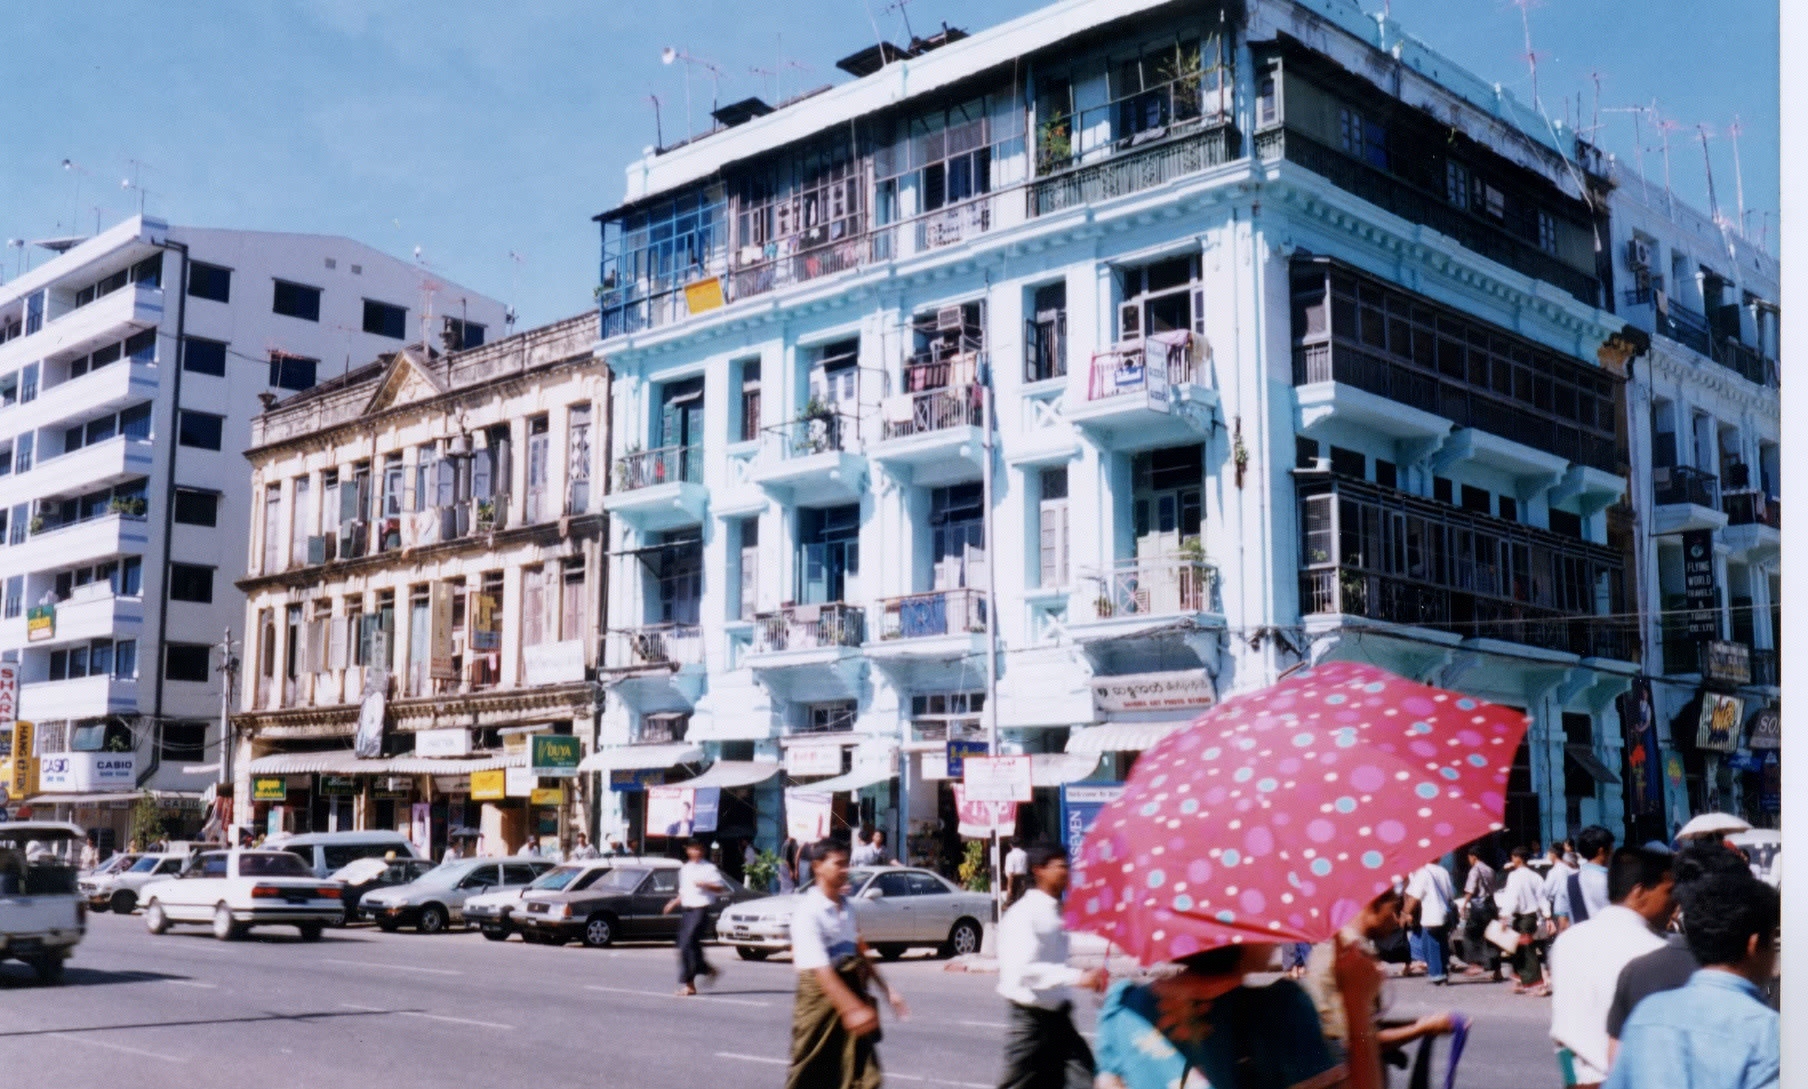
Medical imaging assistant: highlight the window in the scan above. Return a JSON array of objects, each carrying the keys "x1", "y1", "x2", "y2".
[
  {"x1": 737, "y1": 360, "x2": 761, "y2": 443},
  {"x1": 121, "y1": 403, "x2": 152, "y2": 440},
  {"x1": 1257, "y1": 73, "x2": 1278, "y2": 128},
  {"x1": 1498, "y1": 496, "x2": 1518, "y2": 523},
  {"x1": 525, "y1": 416, "x2": 551, "y2": 523},
  {"x1": 1296, "y1": 437, "x2": 1322, "y2": 469},
  {"x1": 178, "y1": 410, "x2": 224, "y2": 450},
  {"x1": 560, "y1": 560, "x2": 586, "y2": 642},
  {"x1": 445, "y1": 318, "x2": 485, "y2": 349},
  {"x1": 1445, "y1": 161, "x2": 1469, "y2": 211},
  {"x1": 262, "y1": 483, "x2": 283, "y2": 574},
  {"x1": 272, "y1": 279, "x2": 322, "y2": 321},
  {"x1": 114, "y1": 639, "x2": 137, "y2": 679},
  {"x1": 268, "y1": 352, "x2": 318, "y2": 391},
  {"x1": 188, "y1": 262, "x2": 232, "y2": 303},
  {"x1": 1537, "y1": 211, "x2": 1558, "y2": 255},
  {"x1": 174, "y1": 488, "x2": 219, "y2": 526},
  {"x1": 1433, "y1": 477, "x2": 1453, "y2": 504},
  {"x1": 158, "y1": 721, "x2": 207, "y2": 762},
  {"x1": 1026, "y1": 282, "x2": 1067, "y2": 382},
  {"x1": 803, "y1": 701, "x2": 857, "y2": 734},
  {"x1": 1460, "y1": 485, "x2": 1491, "y2": 514},
  {"x1": 2, "y1": 575, "x2": 20, "y2": 619},
  {"x1": 737, "y1": 518, "x2": 759, "y2": 620},
  {"x1": 362, "y1": 299, "x2": 407, "y2": 339},
  {"x1": 1375, "y1": 459, "x2": 1397, "y2": 489},
  {"x1": 1039, "y1": 467, "x2": 1070, "y2": 587},
  {"x1": 14, "y1": 432, "x2": 32, "y2": 473},
  {"x1": 1337, "y1": 106, "x2": 1388, "y2": 169},
  {"x1": 168, "y1": 562, "x2": 215, "y2": 603},
  {"x1": 19, "y1": 362, "x2": 36, "y2": 403},
  {"x1": 566, "y1": 405, "x2": 592, "y2": 514},
  {"x1": 7, "y1": 505, "x2": 24, "y2": 546},
  {"x1": 1328, "y1": 446, "x2": 1366, "y2": 478},
  {"x1": 1479, "y1": 180, "x2": 1506, "y2": 220},
  {"x1": 1548, "y1": 509, "x2": 1582, "y2": 538},
  {"x1": 118, "y1": 556, "x2": 143, "y2": 596},
  {"x1": 183, "y1": 337, "x2": 227, "y2": 376},
  {"x1": 165, "y1": 643, "x2": 212, "y2": 682}
]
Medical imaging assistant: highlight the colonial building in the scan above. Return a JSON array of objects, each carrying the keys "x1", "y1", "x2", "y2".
[
  {"x1": 590, "y1": 0, "x2": 1682, "y2": 863},
  {"x1": 233, "y1": 313, "x2": 607, "y2": 858},
  {"x1": 0, "y1": 215, "x2": 502, "y2": 848}
]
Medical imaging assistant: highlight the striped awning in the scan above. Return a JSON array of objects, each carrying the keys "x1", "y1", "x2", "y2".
[
  {"x1": 576, "y1": 743, "x2": 704, "y2": 773},
  {"x1": 678, "y1": 761, "x2": 783, "y2": 790},
  {"x1": 1031, "y1": 753, "x2": 1104, "y2": 787},
  {"x1": 1064, "y1": 720, "x2": 1191, "y2": 754},
  {"x1": 245, "y1": 750, "x2": 524, "y2": 775}
]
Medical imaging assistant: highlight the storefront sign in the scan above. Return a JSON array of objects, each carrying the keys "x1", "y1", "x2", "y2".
[
  {"x1": 38, "y1": 752, "x2": 136, "y2": 793},
  {"x1": 430, "y1": 582, "x2": 457, "y2": 680},
  {"x1": 786, "y1": 742, "x2": 843, "y2": 777},
  {"x1": 609, "y1": 768, "x2": 665, "y2": 792},
  {"x1": 414, "y1": 728, "x2": 471, "y2": 758},
  {"x1": 786, "y1": 789, "x2": 833, "y2": 842},
  {"x1": 684, "y1": 276, "x2": 725, "y2": 314},
  {"x1": 523, "y1": 640, "x2": 586, "y2": 685},
  {"x1": 472, "y1": 592, "x2": 502, "y2": 651},
  {"x1": 920, "y1": 749, "x2": 949, "y2": 780},
  {"x1": 1620, "y1": 678, "x2": 1663, "y2": 818},
  {"x1": 1701, "y1": 641, "x2": 1751, "y2": 687},
  {"x1": 1682, "y1": 529, "x2": 1718, "y2": 638},
  {"x1": 25, "y1": 604, "x2": 55, "y2": 642},
  {"x1": 952, "y1": 782, "x2": 1016, "y2": 838},
  {"x1": 531, "y1": 735, "x2": 581, "y2": 778},
  {"x1": 432, "y1": 775, "x2": 471, "y2": 794},
  {"x1": 1091, "y1": 669, "x2": 1216, "y2": 713},
  {"x1": 318, "y1": 775, "x2": 360, "y2": 797},
  {"x1": 944, "y1": 740, "x2": 987, "y2": 780},
  {"x1": 252, "y1": 777, "x2": 288, "y2": 802},
  {"x1": 1696, "y1": 693, "x2": 1745, "y2": 753},
  {"x1": 963, "y1": 755, "x2": 1033, "y2": 803},
  {"x1": 471, "y1": 768, "x2": 507, "y2": 801},
  {"x1": 1060, "y1": 783, "x2": 1127, "y2": 859},
  {"x1": 0, "y1": 662, "x2": 17, "y2": 735},
  {"x1": 6, "y1": 720, "x2": 34, "y2": 799},
  {"x1": 354, "y1": 670, "x2": 388, "y2": 759},
  {"x1": 529, "y1": 785, "x2": 566, "y2": 807},
  {"x1": 373, "y1": 782, "x2": 413, "y2": 801},
  {"x1": 505, "y1": 766, "x2": 535, "y2": 797},
  {"x1": 1746, "y1": 707, "x2": 1781, "y2": 750},
  {"x1": 647, "y1": 786, "x2": 719, "y2": 836}
]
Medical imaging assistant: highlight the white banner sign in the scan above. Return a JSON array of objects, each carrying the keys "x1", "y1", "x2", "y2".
[
  {"x1": 786, "y1": 789, "x2": 833, "y2": 842},
  {"x1": 0, "y1": 662, "x2": 16, "y2": 731},
  {"x1": 785, "y1": 743, "x2": 843, "y2": 777},
  {"x1": 505, "y1": 765, "x2": 536, "y2": 798},
  {"x1": 920, "y1": 749, "x2": 949, "y2": 781},
  {"x1": 1090, "y1": 670, "x2": 1216, "y2": 713},
  {"x1": 523, "y1": 639, "x2": 587, "y2": 685},
  {"x1": 414, "y1": 728, "x2": 472, "y2": 758},
  {"x1": 963, "y1": 755, "x2": 1033, "y2": 803},
  {"x1": 38, "y1": 751, "x2": 136, "y2": 793}
]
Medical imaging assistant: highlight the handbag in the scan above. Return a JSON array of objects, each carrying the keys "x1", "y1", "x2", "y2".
[{"x1": 1483, "y1": 918, "x2": 1521, "y2": 955}]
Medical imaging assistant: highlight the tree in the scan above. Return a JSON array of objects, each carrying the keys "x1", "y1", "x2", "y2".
[{"x1": 130, "y1": 794, "x2": 165, "y2": 849}]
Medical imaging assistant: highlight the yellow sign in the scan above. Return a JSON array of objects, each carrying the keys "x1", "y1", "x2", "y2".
[
  {"x1": 9, "y1": 721, "x2": 36, "y2": 798},
  {"x1": 683, "y1": 276, "x2": 725, "y2": 314},
  {"x1": 471, "y1": 768, "x2": 507, "y2": 801},
  {"x1": 529, "y1": 785, "x2": 565, "y2": 807},
  {"x1": 252, "y1": 777, "x2": 288, "y2": 802}
]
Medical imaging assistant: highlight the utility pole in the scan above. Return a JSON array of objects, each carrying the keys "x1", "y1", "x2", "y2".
[
  {"x1": 216, "y1": 628, "x2": 239, "y2": 841},
  {"x1": 979, "y1": 357, "x2": 1003, "y2": 922}
]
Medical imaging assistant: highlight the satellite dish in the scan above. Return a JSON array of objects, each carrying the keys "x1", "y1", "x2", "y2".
[{"x1": 661, "y1": 46, "x2": 677, "y2": 65}]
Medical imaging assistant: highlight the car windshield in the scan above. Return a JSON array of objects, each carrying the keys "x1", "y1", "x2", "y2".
[
  {"x1": 410, "y1": 863, "x2": 475, "y2": 889},
  {"x1": 587, "y1": 867, "x2": 647, "y2": 892},
  {"x1": 799, "y1": 869, "x2": 878, "y2": 896},
  {"x1": 237, "y1": 853, "x2": 313, "y2": 878},
  {"x1": 128, "y1": 856, "x2": 162, "y2": 873},
  {"x1": 529, "y1": 866, "x2": 588, "y2": 892}
]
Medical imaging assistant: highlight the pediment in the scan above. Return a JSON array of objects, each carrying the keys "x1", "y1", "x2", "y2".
[{"x1": 364, "y1": 349, "x2": 446, "y2": 415}]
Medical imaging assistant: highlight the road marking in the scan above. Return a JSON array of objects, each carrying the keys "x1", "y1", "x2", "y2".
[
  {"x1": 163, "y1": 979, "x2": 218, "y2": 989},
  {"x1": 716, "y1": 1052, "x2": 786, "y2": 1065},
  {"x1": 323, "y1": 958, "x2": 461, "y2": 976},
  {"x1": 715, "y1": 1052, "x2": 983, "y2": 1088},
  {"x1": 48, "y1": 1032, "x2": 184, "y2": 1063},
  {"x1": 338, "y1": 1003, "x2": 513, "y2": 1030},
  {"x1": 957, "y1": 1019, "x2": 1009, "y2": 1029},
  {"x1": 587, "y1": 984, "x2": 769, "y2": 1007}
]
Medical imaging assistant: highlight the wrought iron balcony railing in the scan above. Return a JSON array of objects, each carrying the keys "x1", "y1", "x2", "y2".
[
  {"x1": 614, "y1": 445, "x2": 703, "y2": 491},
  {"x1": 877, "y1": 588, "x2": 987, "y2": 640},
  {"x1": 751, "y1": 603, "x2": 866, "y2": 655},
  {"x1": 1080, "y1": 556, "x2": 1220, "y2": 621}
]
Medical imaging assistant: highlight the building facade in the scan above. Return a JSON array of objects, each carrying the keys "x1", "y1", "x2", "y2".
[
  {"x1": 232, "y1": 314, "x2": 606, "y2": 858},
  {"x1": 592, "y1": 0, "x2": 1651, "y2": 865},
  {"x1": 1608, "y1": 176, "x2": 1780, "y2": 838},
  {"x1": 0, "y1": 216, "x2": 503, "y2": 847}
]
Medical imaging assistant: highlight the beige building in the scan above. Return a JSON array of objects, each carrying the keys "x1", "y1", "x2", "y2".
[{"x1": 232, "y1": 313, "x2": 607, "y2": 857}]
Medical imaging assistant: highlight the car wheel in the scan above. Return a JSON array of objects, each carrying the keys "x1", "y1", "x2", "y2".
[
  {"x1": 376, "y1": 917, "x2": 400, "y2": 932},
  {"x1": 417, "y1": 904, "x2": 448, "y2": 935},
  {"x1": 943, "y1": 918, "x2": 982, "y2": 958},
  {"x1": 212, "y1": 903, "x2": 242, "y2": 942},
  {"x1": 30, "y1": 955, "x2": 65, "y2": 985},
  {"x1": 480, "y1": 926, "x2": 510, "y2": 942},
  {"x1": 297, "y1": 923, "x2": 324, "y2": 942},
  {"x1": 582, "y1": 913, "x2": 616, "y2": 948},
  {"x1": 876, "y1": 944, "x2": 907, "y2": 961},
  {"x1": 735, "y1": 946, "x2": 771, "y2": 961},
  {"x1": 110, "y1": 890, "x2": 137, "y2": 915},
  {"x1": 145, "y1": 900, "x2": 169, "y2": 935}
]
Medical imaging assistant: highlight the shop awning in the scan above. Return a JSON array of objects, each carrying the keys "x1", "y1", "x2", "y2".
[
  {"x1": 1564, "y1": 744, "x2": 1621, "y2": 786},
  {"x1": 1032, "y1": 753, "x2": 1104, "y2": 787},
  {"x1": 793, "y1": 763, "x2": 896, "y2": 795},
  {"x1": 1065, "y1": 720, "x2": 1191, "y2": 754},
  {"x1": 679, "y1": 760, "x2": 783, "y2": 790},
  {"x1": 22, "y1": 791, "x2": 148, "y2": 807},
  {"x1": 245, "y1": 751, "x2": 525, "y2": 775},
  {"x1": 577, "y1": 743, "x2": 704, "y2": 773}
]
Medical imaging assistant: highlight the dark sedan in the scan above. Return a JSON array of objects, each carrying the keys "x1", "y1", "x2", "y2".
[{"x1": 513, "y1": 862, "x2": 759, "y2": 948}]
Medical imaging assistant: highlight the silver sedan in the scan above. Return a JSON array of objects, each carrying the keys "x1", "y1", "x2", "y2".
[
  {"x1": 359, "y1": 858, "x2": 555, "y2": 933},
  {"x1": 716, "y1": 866, "x2": 991, "y2": 961}
]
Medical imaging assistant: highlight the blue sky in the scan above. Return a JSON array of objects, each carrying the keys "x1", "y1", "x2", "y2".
[{"x1": 0, "y1": 0, "x2": 1778, "y2": 328}]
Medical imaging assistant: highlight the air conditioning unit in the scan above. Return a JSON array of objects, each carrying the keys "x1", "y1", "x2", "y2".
[
  {"x1": 936, "y1": 305, "x2": 965, "y2": 331},
  {"x1": 1626, "y1": 238, "x2": 1652, "y2": 270}
]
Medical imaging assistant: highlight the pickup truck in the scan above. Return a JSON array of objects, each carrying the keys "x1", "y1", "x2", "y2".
[{"x1": 0, "y1": 821, "x2": 87, "y2": 984}]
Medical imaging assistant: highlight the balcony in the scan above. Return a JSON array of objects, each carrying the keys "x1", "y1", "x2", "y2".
[
  {"x1": 1712, "y1": 338, "x2": 1775, "y2": 388},
  {"x1": 752, "y1": 603, "x2": 865, "y2": 656},
  {"x1": 7, "y1": 511, "x2": 149, "y2": 574},
  {"x1": 1722, "y1": 491, "x2": 1781, "y2": 562},
  {"x1": 0, "y1": 283, "x2": 164, "y2": 375},
  {"x1": 746, "y1": 412, "x2": 868, "y2": 505},
  {"x1": 23, "y1": 436, "x2": 155, "y2": 499},
  {"x1": 603, "y1": 445, "x2": 707, "y2": 531},
  {"x1": 866, "y1": 588, "x2": 988, "y2": 671},
  {"x1": 1257, "y1": 128, "x2": 1598, "y2": 306},
  {"x1": 1651, "y1": 465, "x2": 1725, "y2": 535},
  {"x1": 1078, "y1": 556, "x2": 1220, "y2": 622},
  {"x1": 603, "y1": 624, "x2": 706, "y2": 714},
  {"x1": 19, "y1": 359, "x2": 157, "y2": 430},
  {"x1": 1067, "y1": 333, "x2": 1217, "y2": 450},
  {"x1": 1655, "y1": 303, "x2": 1712, "y2": 356},
  {"x1": 20, "y1": 673, "x2": 139, "y2": 722},
  {"x1": 870, "y1": 378, "x2": 985, "y2": 487},
  {"x1": 34, "y1": 587, "x2": 145, "y2": 647},
  {"x1": 1029, "y1": 122, "x2": 1241, "y2": 218}
]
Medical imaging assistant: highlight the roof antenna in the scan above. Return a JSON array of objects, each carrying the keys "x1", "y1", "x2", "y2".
[
  {"x1": 1726, "y1": 115, "x2": 1748, "y2": 239},
  {"x1": 1655, "y1": 110, "x2": 1679, "y2": 221},
  {"x1": 881, "y1": 0, "x2": 917, "y2": 43},
  {"x1": 646, "y1": 93, "x2": 665, "y2": 149},
  {"x1": 1510, "y1": 0, "x2": 1545, "y2": 111}
]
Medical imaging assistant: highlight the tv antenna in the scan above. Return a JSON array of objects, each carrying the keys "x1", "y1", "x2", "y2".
[
  {"x1": 660, "y1": 47, "x2": 725, "y2": 140},
  {"x1": 121, "y1": 158, "x2": 154, "y2": 216},
  {"x1": 60, "y1": 158, "x2": 90, "y2": 235},
  {"x1": 1726, "y1": 115, "x2": 1748, "y2": 238},
  {"x1": 1509, "y1": 0, "x2": 1545, "y2": 111},
  {"x1": 881, "y1": 0, "x2": 918, "y2": 41}
]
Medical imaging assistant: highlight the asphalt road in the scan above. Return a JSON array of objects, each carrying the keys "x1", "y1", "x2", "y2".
[{"x1": 1, "y1": 913, "x2": 1560, "y2": 1088}]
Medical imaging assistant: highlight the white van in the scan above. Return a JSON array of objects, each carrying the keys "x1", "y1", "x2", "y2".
[
  {"x1": 277, "y1": 830, "x2": 419, "y2": 879},
  {"x1": 0, "y1": 821, "x2": 86, "y2": 983}
]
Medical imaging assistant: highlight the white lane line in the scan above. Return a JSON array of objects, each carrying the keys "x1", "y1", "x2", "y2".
[
  {"x1": 48, "y1": 1032, "x2": 184, "y2": 1063},
  {"x1": 957, "y1": 1019, "x2": 1009, "y2": 1029},
  {"x1": 323, "y1": 958, "x2": 461, "y2": 976},
  {"x1": 716, "y1": 1052, "x2": 786, "y2": 1065},
  {"x1": 338, "y1": 1003, "x2": 512, "y2": 1030},
  {"x1": 163, "y1": 979, "x2": 218, "y2": 989},
  {"x1": 585, "y1": 984, "x2": 769, "y2": 1008},
  {"x1": 715, "y1": 1052, "x2": 983, "y2": 1088}
]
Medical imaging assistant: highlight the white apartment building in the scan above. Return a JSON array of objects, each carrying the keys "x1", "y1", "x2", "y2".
[
  {"x1": 0, "y1": 216, "x2": 504, "y2": 847},
  {"x1": 1608, "y1": 178, "x2": 1780, "y2": 837},
  {"x1": 593, "y1": 0, "x2": 1644, "y2": 865},
  {"x1": 233, "y1": 314, "x2": 606, "y2": 858}
]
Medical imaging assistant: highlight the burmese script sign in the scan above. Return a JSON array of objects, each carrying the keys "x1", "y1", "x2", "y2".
[{"x1": 1091, "y1": 670, "x2": 1215, "y2": 713}]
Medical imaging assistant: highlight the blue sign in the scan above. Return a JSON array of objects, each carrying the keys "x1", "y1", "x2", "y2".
[
  {"x1": 609, "y1": 768, "x2": 667, "y2": 792},
  {"x1": 946, "y1": 740, "x2": 988, "y2": 779},
  {"x1": 1059, "y1": 783, "x2": 1125, "y2": 859}
]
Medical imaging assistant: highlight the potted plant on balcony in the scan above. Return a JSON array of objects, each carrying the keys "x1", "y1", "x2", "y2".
[
  {"x1": 1036, "y1": 112, "x2": 1073, "y2": 176},
  {"x1": 1338, "y1": 567, "x2": 1369, "y2": 615},
  {"x1": 614, "y1": 442, "x2": 643, "y2": 491},
  {"x1": 28, "y1": 515, "x2": 44, "y2": 534},
  {"x1": 798, "y1": 397, "x2": 837, "y2": 455},
  {"x1": 108, "y1": 495, "x2": 147, "y2": 518},
  {"x1": 1159, "y1": 43, "x2": 1206, "y2": 121},
  {"x1": 474, "y1": 497, "x2": 497, "y2": 531}
]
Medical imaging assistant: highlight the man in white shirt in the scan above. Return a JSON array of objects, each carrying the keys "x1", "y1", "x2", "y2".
[
  {"x1": 570, "y1": 832, "x2": 600, "y2": 861},
  {"x1": 1003, "y1": 840, "x2": 1030, "y2": 905},
  {"x1": 1403, "y1": 860, "x2": 1455, "y2": 984},
  {"x1": 1497, "y1": 847, "x2": 1549, "y2": 994},
  {"x1": 996, "y1": 844, "x2": 1105, "y2": 1089},
  {"x1": 850, "y1": 829, "x2": 881, "y2": 867},
  {"x1": 1548, "y1": 846, "x2": 1676, "y2": 1088},
  {"x1": 667, "y1": 839, "x2": 728, "y2": 996}
]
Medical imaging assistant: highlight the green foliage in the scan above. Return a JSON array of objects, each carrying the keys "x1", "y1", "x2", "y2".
[
  {"x1": 744, "y1": 848, "x2": 780, "y2": 893},
  {"x1": 129, "y1": 794, "x2": 165, "y2": 849},
  {"x1": 958, "y1": 839, "x2": 992, "y2": 892}
]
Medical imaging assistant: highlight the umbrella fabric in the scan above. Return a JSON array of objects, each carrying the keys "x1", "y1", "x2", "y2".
[
  {"x1": 1676, "y1": 812, "x2": 1751, "y2": 838},
  {"x1": 1065, "y1": 661, "x2": 1528, "y2": 963}
]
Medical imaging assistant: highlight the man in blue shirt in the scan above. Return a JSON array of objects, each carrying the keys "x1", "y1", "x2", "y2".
[
  {"x1": 1604, "y1": 871, "x2": 1779, "y2": 1089},
  {"x1": 1553, "y1": 825, "x2": 1614, "y2": 929}
]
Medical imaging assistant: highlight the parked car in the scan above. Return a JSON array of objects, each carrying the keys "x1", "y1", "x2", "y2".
[
  {"x1": 359, "y1": 857, "x2": 556, "y2": 933},
  {"x1": 277, "y1": 830, "x2": 419, "y2": 879},
  {"x1": 78, "y1": 851, "x2": 189, "y2": 914},
  {"x1": 0, "y1": 821, "x2": 86, "y2": 983},
  {"x1": 87, "y1": 852, "x2": 141, "y2": 878},
  {"x1": 515, "y1": 859, "x2": 758, "y2": 948},
  {"x1": 330, "y1": 856, "x2": 440, "y2": 920},
  {"x1": 466, "y1": 857, "x2": 675, "y2": 941},
  {"x1": 140, "y1": 849, "x2": 345, "y2": 941},
  {"x1": 717, "y1": 866, "x2": 989, "y2": 961}
]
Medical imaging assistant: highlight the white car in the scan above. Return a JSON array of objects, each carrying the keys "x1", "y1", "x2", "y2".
[
  {"x1": 78, "y1": 851, "x2": 188, "y2": 914},
  {"x1": 140, "y1": 849, "x2": 346, "y2": 941},
  {"x1": 0, "y1": 821, "x2": 87, "y2": 983},
  {"x1": 358, "y1": 857, "x2": 555, "y2": 933},
  {"x1": 716, "y1": 865, "x2": 990, "y2": 961}
]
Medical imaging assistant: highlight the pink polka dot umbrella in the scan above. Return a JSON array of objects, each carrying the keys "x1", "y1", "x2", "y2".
[{"x1": 1063, "y1": 660, "x2": 1527, "y2": 963}]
